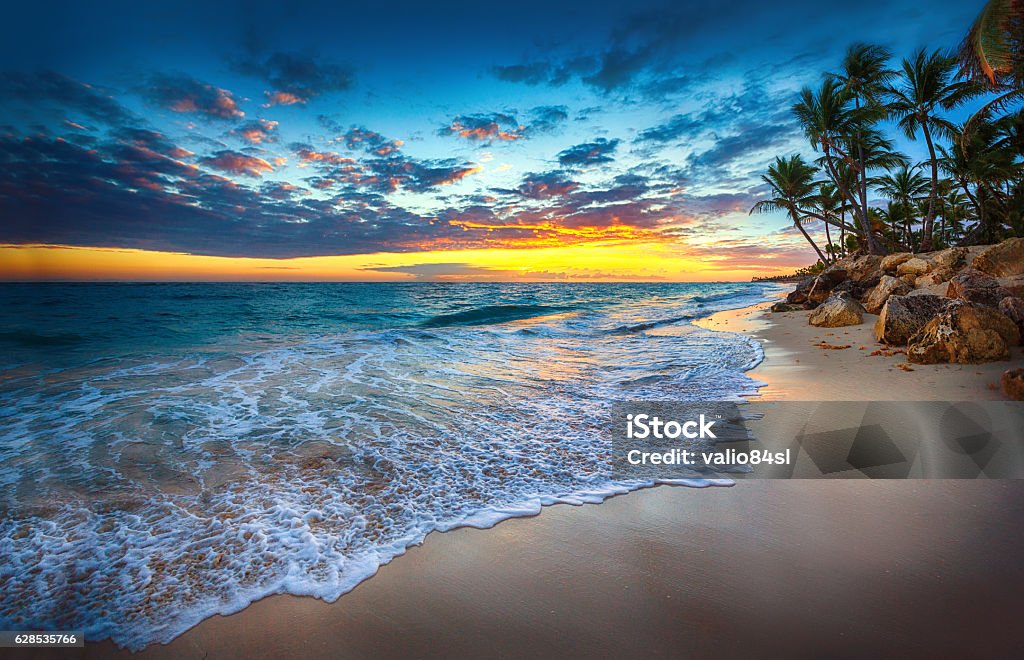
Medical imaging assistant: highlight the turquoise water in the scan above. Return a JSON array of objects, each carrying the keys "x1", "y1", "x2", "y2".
[{"x1": 0, "y1": 282, "x2": 774, "y2": 649}]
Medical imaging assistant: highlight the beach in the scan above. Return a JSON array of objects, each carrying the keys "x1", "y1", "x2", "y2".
[{"x1": 62, "y1": 299, "x2": 1024, "y2": 659}]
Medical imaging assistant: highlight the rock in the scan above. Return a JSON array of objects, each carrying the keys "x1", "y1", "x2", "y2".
[
  {"x1": 906, "y1": 301, "x2": 1020, "y2": 364},
  {"x1": 807, "y1": 277, "x2": 835, "y2": 305},
  {"x1": 819, "y1": 266, "x2": 848, "y2": 285},
  {"x1": 880, "y1": 252, "x2": 913, "y2": 273},
  {"x1": 998, "y1": 274, "x2": 1024, "y2": 299},
  {"x1": 845, "y1": 255, "x2": 883, "y2": 283},
  {"x1": 899, "y1": 274, "x2": 917, "y2": 286},
  {"x1": 946, "y1": 268, "x2": 1010, "y2": 307},
  {"x1": 897, "y1": 257, "x2": 933, "y2": 277},
  {"x1": 998, "y1": 297, "x2": 1024, "y2": 345},
  {"x1": 786, "y1": 277, "x2": 815, "y2": 305},
  {"x1": 930, "y1": 246, "x2": 969, "y2": 271},
  {"x1": 914, "y1": 273, "x2": 943, "y2": 289},
  {"x1": 1004, "y1": 369, "x2": 1024, "y2": 401},
  {"x1": 972, "y1": 237, "x2": 1024, "y2": 277},
  {"x1": 874, "y1": 294, "x2": 951, "y2": 345},
  {"x1": 802, "y1": 300, "x2": 819, "y2": 310},
  {"x1": 907, "y1": 282, "x2": 950, "y2": 298},
  {"x1": 770, "y1": 302, "x2": 802, "y2": 313},
  {"x1": 864, "y1": 275, "x2": 913, "y2": 314},
  {"x1": 809, "y1": 293, "x2": 866, "y2": 327}
]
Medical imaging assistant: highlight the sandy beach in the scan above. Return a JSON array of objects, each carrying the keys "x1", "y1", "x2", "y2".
[{"x1": 60, "y1": 300, "x2": 1024, "y2": 659}]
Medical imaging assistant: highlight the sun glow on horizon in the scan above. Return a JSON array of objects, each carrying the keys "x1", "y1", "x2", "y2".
[{"x1": 0, "y1": 242, "x2": 805, "y2": 282}]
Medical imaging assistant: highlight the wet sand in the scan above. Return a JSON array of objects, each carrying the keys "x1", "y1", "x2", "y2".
[{"x1": 68, "y1": 300, "x2": 1024, "y2": 659}]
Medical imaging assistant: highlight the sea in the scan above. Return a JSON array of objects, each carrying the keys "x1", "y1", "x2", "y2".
[{"x1": 0, "y1": 281, "x2": 777, "y2": 649}]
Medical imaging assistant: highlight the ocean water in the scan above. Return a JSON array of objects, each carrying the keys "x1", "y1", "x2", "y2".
[{"x1": 0, "y1": 282, "x2": 775, "y2": 649}]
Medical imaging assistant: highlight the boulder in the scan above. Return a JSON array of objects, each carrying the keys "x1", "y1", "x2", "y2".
[
  {"x1": 880, "y1": 252, "x2": 913, "y2": 273},
  {"x1": 930, "y1": 246, "x2": 969, "y2": 271},
  {"x1": 897, "y1": 257, "x2": 933, "y2": 277},
  {"x1": 906, "y1": 301, "x2": 1020, "y2": 364},
  {"x1": 1004, "y1": 369, "x2": 1024, "y2": 401},
  {"x1": 770, "y1": 301, "x2": 802, "y2": 313},
  {"x1": 998, "y1": 275, "x2": 1024, "y2": 299},
  {"x1": 819, "y1": 266, "x2": 848, "y2": 285},
  {"x1": 807, "y1": 276, "x2": 837, "y2": 305},
  {"x1": 786, "y1": 277, "x2": 815, "y2": 305},
  {"x1": 997, "y1": 296, "x2": 1024, "y2": 345},
  {"x1": 864, "y1": 275, "x2": 913, "y2": 314},
  {"x1": 809, "y1": 293, "x2": 866, "y2": 327},
  {"x1": 908, "y1": 282, "x2": 950, "y2": 298},
  {"x1": 914, "y1": 273, "x2": 943, "y2": 289},
  {"x1": 874, "y1": 294, "x2": 951, "y2": 345},
  {"x1": 972, "y1": 237, "x2": 1024, "y2": 277},
  {"x1": 845, "y1": 255, "x2": 883, "y2": 283},
  {"x1": 946, "y1": 268, "x2": 1010, "y2": 307},
  {"x1": 899, "y1": 274, "x2": 917, "y2": 287}
]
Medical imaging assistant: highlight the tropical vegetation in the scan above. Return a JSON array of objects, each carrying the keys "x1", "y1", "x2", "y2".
[{"x1": 752, "y1": 0, "x2": 1024, "y2": 262}]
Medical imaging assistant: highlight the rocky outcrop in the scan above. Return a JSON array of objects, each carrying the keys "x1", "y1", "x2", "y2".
[
  {"x1": 809, "y1": 293, "x2": 866, "y2": 327},
  {"x1": 807, "y1": 269, "x2": 847, "y2": 305},
  {"x1": 906, "y1": 301, "x2": 1020, "y2": 364},
  {"x1": 844, "y1": 255, "x2": 883, "y2": 283},
  {"x1": 770, "y1": 301, "x2": 802, "y2": 313},
  {"x1": 880, "y1": 252, "x2": 913, "y2": 273},
  {"x1": 972, "y1": 237, "x2": 1024, "y2": 277},
  {"x1": 864, "y1": 275, "x2": 912, "y2": 314},
  {"x1": 946, "y1": 268, "x2": 1010, "y2": 307},
  {"x1": 998, "y1": 275, "x2": 1024, "y2": 299},
  {"x1": 897, "y1": 257, "x2": 932, "y2": 277},
  {"x1": 998, "y1": 296, "x2": 1024, "y2": 345},
  {"x1": 874, "y1": 294, "x2": 950, "y2": 345},
  {"x1": 1004, "y1": 369, "x2": 1024, "y2": 401},
  {"x1": 786, "y1": 277, "x2": 815, "y2": 305},
  {"x1": 931, "y1": 247, "x2": 969, "y2": 271}
]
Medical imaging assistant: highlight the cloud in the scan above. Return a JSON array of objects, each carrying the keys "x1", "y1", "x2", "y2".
[
  {"x1": 140, "y1": 73, "x2": 244, "y2": 120},
  {"x1": 234, "y1": 51, "x2": 355, "y2": 106},
  {"x1": 557, "y1": 138, "x2": 620, "y2": 167},
  {"x1": 515, "y1": 171, "x2": 579, "y2": 199},
  {"x1": 0, "y1": 71, "x2": 137, "y2": 126},
  {"x1": 440, "y1": 113, "x2": 523, "y2": 142},
  {"x1": 199, "y1": 150, "x2": 274, "y2": 177},
  {"x1": 337, "y1": 127, "x2": 403, "y2": 156},
  {"x1": 439, "y1": 106, "x2": 568, "y2": 144},
  {"x1": 230, "y1": 119, "x2": 279, "y2": 144}
]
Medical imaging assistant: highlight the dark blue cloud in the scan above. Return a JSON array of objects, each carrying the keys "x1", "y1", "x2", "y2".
[
  {"x1": 138, "y1": 73, "x2": 244, "y2": 120},
  {"x1": 557, "y1": 138, "x2": 620, "y2": 167},
  {"x1": 0, "y1": 71, "x2": 137, "y2": 126},
  {"x1": 233, "y1": 51, "x2": 354, "y2": 106}
]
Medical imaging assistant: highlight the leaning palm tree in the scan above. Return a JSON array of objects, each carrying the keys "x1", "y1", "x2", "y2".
[
  {"x1": 750, "y1": 155, "x2": 830, "y2": 264},
  {"x1": 873, "y1": 164, "x2": 930, "y2": 250},
  {"x1": 793, "y1": 79, "x2": 886, "y2": 254},
  {"x1": 886, "y1": 49, "x2": 981, "y2": 251}
]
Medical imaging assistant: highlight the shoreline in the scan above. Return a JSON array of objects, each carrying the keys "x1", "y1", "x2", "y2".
[{"x1": 68, "y1": 296, "x2": 1024, "y2": 658}]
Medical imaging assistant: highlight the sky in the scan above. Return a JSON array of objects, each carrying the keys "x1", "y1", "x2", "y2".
[{"x1": 0, "y1": 0, "x2": 986, "y2": 281}]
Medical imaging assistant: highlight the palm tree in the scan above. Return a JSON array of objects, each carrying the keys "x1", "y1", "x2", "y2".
[
  {"x1": 827, "y1": 43, "x2": 895, "y2": 253},
  {"x1": 749, "y1": 155, "x2": 830, "y2": 264},
  {"x1": 793, "y1": 79, "x2": 886, "y2": 254},
  {"x1": 873, "y1": 164, "x2": 930, "y2": 249},
  {"x1": 886, "y1": 49, "x2": 981, "y2": 251},
  {"x1": 958, "y1": 0, "x2": 1024, "y2": 85}
]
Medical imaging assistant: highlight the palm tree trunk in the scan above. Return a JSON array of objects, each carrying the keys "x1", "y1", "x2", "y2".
[
  {"x1": 920, "y1": 122, "x2": 939, "y2": 251},
  {"x1": 839, "y1": 209, "x2": 846, "y2": 256},
  {"x1": 824, "y1": 218, "x2": 833, "y2": 262},
  {"x1": 822, "y1": 146, "x2": 884, "y2": 255},
  {"x1": 792, "y1": 213, "x2": 829, "y2": 264}
]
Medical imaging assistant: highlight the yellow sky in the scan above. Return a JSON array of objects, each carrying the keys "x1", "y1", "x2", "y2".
[{"x1": 0, "y1": 241, "x2": 802, "y2": 282}]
